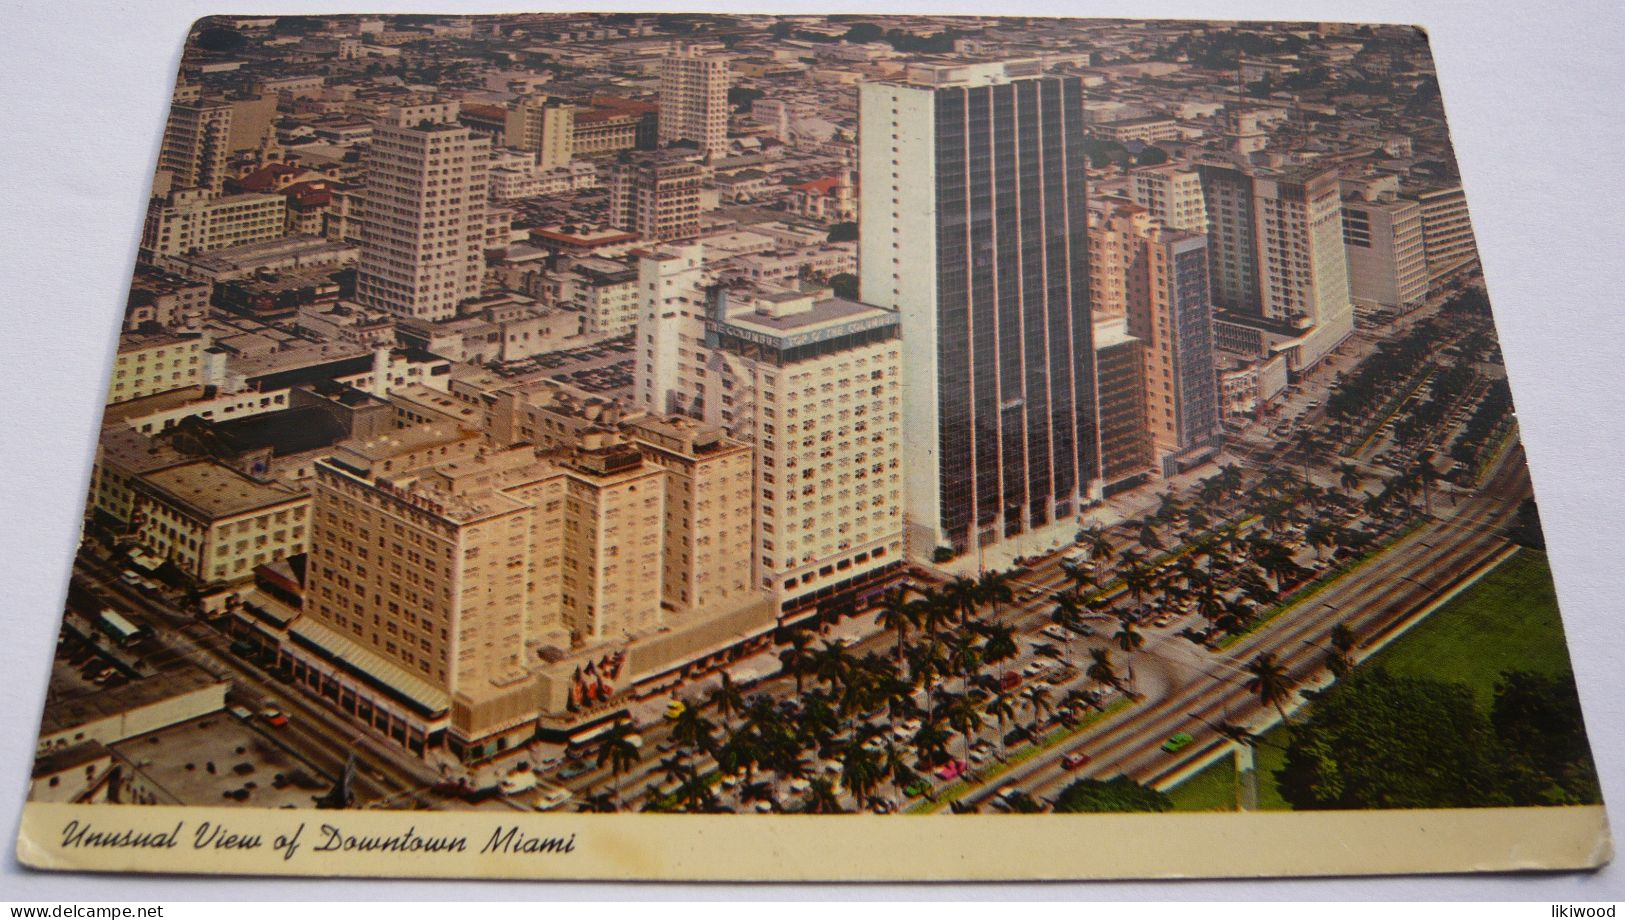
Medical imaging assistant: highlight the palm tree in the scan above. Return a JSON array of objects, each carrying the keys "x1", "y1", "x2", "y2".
[
  {"x1": 578, "y1": 791, "x2": 618, "y2": 813},
  {"x1": 1137, "y1": 520, "x2": 1163, "y2": 552},
  {"x1": 1119, "y1": 553, "x2": 1156, "y2": 618},
  {"x1": 1079, "y1": 525, "x2": 1116, "y2": 579},
  {"x1": 1112, "y1": 615, "x2": 1145, "y2": 655},
  {"x1": 1337, "y1": 462, "x2": 1364, "y2": 493},
  {"x1": 907, "y1": 638, "x2": 950, "y2": 698},
  {"x1": 670, "y1": 699, "x2": 716, "y2": 761},
  {"x1": 912, "y1": 589, "x2": 953, "y2": 647},
  {"x1": 706, "y1": 671, "x2": 745, "y2": 733},
  {"x1": 1327, "y1": 621, "x2": 1358, "y2": 679},
  {"x1": 875, "y1": 585, "x2": 917, "y2": 663},
  {"x1": 840, "y1": 739, "x2": 884, "y2": 806},
  {"x1": 596, "y1": 720, "x2": 643, "y2": 810},
  {"x1": 811, "y1": 639, "x2": 853, "y2": 694},
  {"x1": 943, "y1": 575, "x2": 981, "y2": 624},
  {"x1": 1244, "y1": 651, "x2": 1297, "y2": 732},
  {"x1": 802, "y1": 776, "x2": 847, "y2": 814},
  {"x1": 976, "y1": 569, "x2": 1015, "y2": 620},
  {"x1": 1022, "y1": 683, "x2": 1055, "y2": 735},
  {"x1": 977, "y1": 621, "x2": 1020, "y2": 675},
  {"x1": 911, "y1": 711, "x2": 953, "y2": 768},
  {"x1": 1086, "y1": 647, "x2": 1124, "y2": 697},
  {"x1": 881, "y1": 740, "x2": 922, "y2": 802},
  {"x1": 1304, "y1": 521, "x2": 1340, "y2": 561},
  {"x1": 941, "y1": 691, "x2": 983, "y2": 774},
  {"x1": 947, "y1": 631, "x2": 984, "y2": 697},
  {"x1": 987, "y1": 689, "x2": 1019, "y2": 761},
  {"x1": 1217, "y1": 463, "x2": 1244, "y2": 497},
  {"x1": 1197, "y1": 475, "x2": 1228, "y2": 508},
  {"x1": 779, "y1": 629, "x2": 814, "y2": 695},
  {"x1": 1050, "y1": 590, "x2": 1087, "y2": 646},
  {"x1": 716, "y1": 728, "x2": 762, "y2": 788}
]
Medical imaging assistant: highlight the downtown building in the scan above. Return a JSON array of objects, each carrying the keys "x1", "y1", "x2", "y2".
[
  {"x1": 695, "y1": 280, "x2": 905, "y2": 620},
  {"x1": 356, "y1": 102, "x2": 490, "y2": 322},
  {"x1": 1088, "y1": 197, "x2": 1222, "y2": 474},
  {"x1": 157, "y1": 100, "x2": 232, "y2": 195},
  {"x1": 607, "y1": 150, "x2": 706, "y2": 242},
  {"x1": 1197, "y1": 160, "x2": 1355, "y2": 373},
  {"x1": 859, "y1": 60, "x2": 1100, "y2": 558},
  {"x1": 1341, "y1": 177, "x2": 1429, "y2": 319},
  {"x1": 658, "y1": 47, "x2": 730, "y2": 158}
]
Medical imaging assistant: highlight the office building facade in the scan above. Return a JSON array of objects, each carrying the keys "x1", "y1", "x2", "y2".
[{"x1": 859, "y1": 61, "x2": 1100, "y2": 557}]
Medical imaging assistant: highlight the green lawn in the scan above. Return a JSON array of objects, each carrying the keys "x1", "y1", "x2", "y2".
[
  {"x1": 1167, "y1": 548, "x2": 1577, "y2": 810},
  {"x1": 1362, "y1": 548, "x2": 1573, "y2": 707},
  {"x1": 1166, "y1": 753, "x2": 1237, "y2": 811}
]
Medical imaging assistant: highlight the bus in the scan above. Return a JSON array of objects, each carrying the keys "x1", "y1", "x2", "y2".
[{"x1": 97, "y1": 608, "x2": 151, "y2": 647}]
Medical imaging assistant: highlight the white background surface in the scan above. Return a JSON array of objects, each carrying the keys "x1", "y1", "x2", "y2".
[{"x1": 0, "y1": 0, "x2": 1621, "y2": 901}]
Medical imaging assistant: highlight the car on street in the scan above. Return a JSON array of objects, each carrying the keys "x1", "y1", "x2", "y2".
[
  {"x1": 1161, "y1": 732, "x2": 1194, "y2": 754},
  {"x1": 904, "y1": 780, "x2": 931, "y2": 798},
  {"x1": 934, "y1": 759, "x2": 968, "y2": 781},
  {"x1": 1062, "y1": 752, "x2": 1092, "y2": 771},
  {"x1": 664, "y1": 699, "x2": 686, "y2": 721},
  {"x1": 1041, "y1": 625, "x2": 1071, "y2": 642},
  {"x1": 258, "y1": 704, "x2": 288, "y2": 727},
  {"x1": 558, "y1": 760, "x2": 591, "y2": 780}
]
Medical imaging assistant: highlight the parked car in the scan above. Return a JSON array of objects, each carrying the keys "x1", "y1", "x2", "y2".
[
  {"x1": 499, "y1": 770, "x2": 538, "y2": 795},
  {"x1": 934, "y1": 759, "x2": 968, "y2": 781},
  {"x1": 532, "y1": 784, "x2": 572, "y2": 811}
]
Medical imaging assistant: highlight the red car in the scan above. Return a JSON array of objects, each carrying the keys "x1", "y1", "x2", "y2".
[
  {"x1": 1062, "y1": 752, "x2": 1091, "y2": 771},
  {"x1": 935, "y1": 759, "x2": 968, "y2": 781}
]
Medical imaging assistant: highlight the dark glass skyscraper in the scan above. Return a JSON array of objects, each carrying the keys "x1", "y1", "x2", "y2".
[{"x1": 860, "y1": 61, "x2": 1099, "y2": 558}]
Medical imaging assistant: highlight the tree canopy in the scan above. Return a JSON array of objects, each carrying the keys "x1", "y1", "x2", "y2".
[
  {"x1": 827, "y1": 221, "x2": 859, "y2": 243},
  {"x1": 1492, "y1": 670, "x2": 1602, "y2": 805},
  {"x1": 829, "y1": 273, "x2": 859, "y2": 301},
  {"x1": 1053, "y1": 776, "x2": 1172, "y2": 813},
  {"x1": 1276, "y1": 669, "x2": 1510, "y2": 809}
]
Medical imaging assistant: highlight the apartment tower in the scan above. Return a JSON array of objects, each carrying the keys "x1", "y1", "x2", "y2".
[
  {"x1": 658, "y1": 47, "x2": 730, "y2": 157},
  {"x1": 357, "y1": 102, "x2": 490, "y2": 322}
]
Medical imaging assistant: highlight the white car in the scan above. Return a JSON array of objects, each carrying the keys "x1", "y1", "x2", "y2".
[
  {"x1": 532, "y1": 784, "x2": 572, "y2": 811},
  {"x1": 500, "y1": 770, "x2": 538, "y2": 795},
  {"x1": 1041, "y1": 625, "x2": 1071, "y2": 642}
]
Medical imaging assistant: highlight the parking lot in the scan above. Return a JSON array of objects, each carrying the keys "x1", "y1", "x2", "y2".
[{"x1": 109, "y1": 712, "x2": 331, "y2": 809}]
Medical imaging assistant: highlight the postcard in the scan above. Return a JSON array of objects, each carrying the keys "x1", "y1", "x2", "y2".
[{"x1": 16, "y1": 12, "x2": 1611, "y2": 881}]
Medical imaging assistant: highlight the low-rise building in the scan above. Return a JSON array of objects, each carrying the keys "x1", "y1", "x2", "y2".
[
  {"x1": 141, "y1": 188, "x2": 287, "y2": 260},
  {"x1": 107, "y1": 332, "x2": 208, "y2": 404},
  {"x1": 131, "y1": 459, "x2": 311, "y2": 584}
]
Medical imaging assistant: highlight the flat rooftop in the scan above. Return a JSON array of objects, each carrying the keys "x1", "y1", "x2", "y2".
[{"x1": 137, "y1": 460, "x2": 305, "y2": 521}]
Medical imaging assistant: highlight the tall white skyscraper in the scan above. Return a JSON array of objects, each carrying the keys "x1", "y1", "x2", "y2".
[
  {"x1": 357, "y1": 102, "x2": 490, "y2": 322},
  {"x1": 860, "y1": 61, "x2": 1100, "y2": 559},
  {"x1": 1198, "y1": 160, "x2": 1354, "y2": 371},
  {"x1": 658, "y1": 47, "x2": 729, "y2": 158}
]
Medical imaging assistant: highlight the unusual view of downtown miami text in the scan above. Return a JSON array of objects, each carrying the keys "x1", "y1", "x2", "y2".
[{"x1": 34, "y1": 13, "x2": 1600, "y2": 820}]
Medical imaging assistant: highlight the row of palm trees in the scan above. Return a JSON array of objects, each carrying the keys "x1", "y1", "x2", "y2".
[{"x1": 573, "y1": 438, "x2": 1407, "y2": 813}]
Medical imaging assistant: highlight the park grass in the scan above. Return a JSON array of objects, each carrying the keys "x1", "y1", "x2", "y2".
[
  {"x1": 1359, "y1": 548, "x2": 1573, "y2": 708},
  {"x1": 1167, "y1": 548, "x2": 1573, "y2": 810},
  {"x1": 1165, "y1": 752, "x2": 1237, "y2": 811}
]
